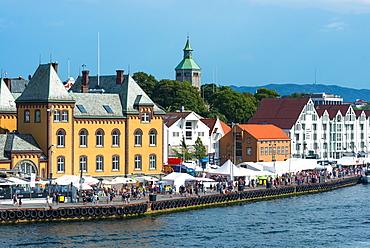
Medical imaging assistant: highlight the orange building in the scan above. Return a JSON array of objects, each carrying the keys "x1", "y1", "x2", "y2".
[{"x1": 219, "y1": 124, "x2": 291, "y2": 164}]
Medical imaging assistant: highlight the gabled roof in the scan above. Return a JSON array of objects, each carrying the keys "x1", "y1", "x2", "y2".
[
  {"x1": 163, "y1": 111, "x2": 192, "y2": 127},
  {"x1": 16, "y1": 64, "x2": 74, "y2": 102},
  {"x1": 0, "y1": 134, "x2": 44, "y2": 160},
  {"x1": 314, "y1": 105, "x2": 351, "y2": 119},
  {"x1": 354, "y1": 110, "x2": 364, "y2": 118},
  {"x1": 71, "y1": 74, "x2": 165, "y2": 114},
  {"x1": 248, "y1": 98, "x2": 310, "y2": 129},
  {"x1": 0, "y1": 79, "x2": 16, "y2": 113},
  {"x1": 71, "y1": 93, "x2": 124, "y2": 118},
  {"x1": 200, "y1": 118, "x2": 216, "y2": 136},
  {"x1": 239, "y1": 124, "x2": 290, "y2": 140},
  {"x1": 364, "y1": 110, "x2": 370, "y2": 118},
  {"x1": 220, "y1": 121, "x2": 231, "y2": 134}
]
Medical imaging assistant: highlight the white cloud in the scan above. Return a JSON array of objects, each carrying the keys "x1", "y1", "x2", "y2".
[
  {"x1": 322, "y1": 21, "x2": 349, "y2": 31},
  {"x1": 249, "y1": 0, "x2": 370, "y2": 14}
]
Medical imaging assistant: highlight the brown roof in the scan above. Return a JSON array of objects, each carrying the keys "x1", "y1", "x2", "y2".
[
  {"x1": 354, "y1": 110, "x2": 363, "y2": 118},
  {"x1": 163, "y1": 111, "x2": 192, "y2": 127},
  {"x1": 314, "y1": 105, "x2": 351, "y2": 119},
  {"x1": 365, "y1": 110, "x2": 370, "y2": 118},
  {"x1": 239, "y1": 124, "x2": 290, "y2": 140},
  {"x1": 248, "y1": 98, "x2": 310, "y2": 129},
  {"x1": 200, "y1": 118, "x2": 216, "y2": 136}
]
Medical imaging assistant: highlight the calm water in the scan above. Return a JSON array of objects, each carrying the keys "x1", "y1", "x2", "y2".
[{"x1": 2, "y1": 184, "x2": 370, "y2": 248}]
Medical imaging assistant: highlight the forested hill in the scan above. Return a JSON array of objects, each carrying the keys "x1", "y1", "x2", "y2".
[{"x1": 229, "y1": 84, "x2": 370, "y2": 102}]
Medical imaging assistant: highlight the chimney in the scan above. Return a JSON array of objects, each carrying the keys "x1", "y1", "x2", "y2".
[
  {"x1": 3, "y1": 78, "x2": 11, "y2": 91},
  {"x1": 81, "y1": 70, "x2": 90, "y2": 93},
  {"x1": 51, "y1": 62, "x2": 58, "y2": 73},
  {"x1": 82, "y1": 70, "x2": 89, "y2": 85},
  {"x1": 116, "y1": 70, "x2": 124, "y2": 85}
]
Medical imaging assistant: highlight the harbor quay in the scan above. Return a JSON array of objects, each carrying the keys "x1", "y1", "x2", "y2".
[{"x1": 0, "y1": 175, "x2": 360, "y2": 224}]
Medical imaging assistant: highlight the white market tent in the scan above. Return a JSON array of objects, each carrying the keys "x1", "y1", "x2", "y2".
[
  {"x1": 135, "y1": 176, "x2": 158, "y2": 182},
  {"x1": 162, "y1": 172, "x2": 196, "y2": 192},
  {"x1": 109, "y1": 177, "x2": 137, "y2": 185}
]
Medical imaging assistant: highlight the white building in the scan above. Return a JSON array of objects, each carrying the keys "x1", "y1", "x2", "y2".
[
  {"x1": 163, "y1": 109, "x2": 230, "y2": 164},
  {"x1": 249, "y1": 97, "x2": 370, "y2": 160}
]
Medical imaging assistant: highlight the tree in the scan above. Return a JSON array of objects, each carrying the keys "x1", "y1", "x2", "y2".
[
  {"x1": 210, "y1": 87, "x2": 257, "y2": 124},
  {"x1": 201, "y1": 83, "x2": 219, "y2": 104},
  {"x1": 254, "y1": 88, "x2": 280, "y2": 101},
  {"x1": 172, "y1": 136, "x2": 193, "y2": 161},
  {"x1": 132, "y1": 72, "x2": 158, "y2": 98},
  {"x1": 361, "y1": 103, "x2": 370, "y2": 110},
  {"x1": 192, "y1": 137, "x2": 208, "y2": 165},
  {"x1": 286, "y1": 92, "x2": 306, "y2": 98},
  {"x1": 153, "y1": 79, "x2": 206, "y2": 114}
]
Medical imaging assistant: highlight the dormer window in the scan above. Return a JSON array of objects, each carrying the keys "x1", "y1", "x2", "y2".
[{"x1": 141, "y1": 112, "x2": 150, "y2": 123}]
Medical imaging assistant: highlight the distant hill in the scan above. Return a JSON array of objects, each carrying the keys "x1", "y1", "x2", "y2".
[{"x1": 229, "y1": 83, "x2": 370, "y2": 102}]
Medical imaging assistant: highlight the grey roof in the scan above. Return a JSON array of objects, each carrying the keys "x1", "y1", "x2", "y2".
[
  {"x1": 9, "y1": 79, "x2": 29, "y2": 93},
  {"x1": 71, "y1": 93, "x2": 124, "y2": 118},
  {"x1": 0, "y1": 79, "x2": 16, "y2": 113},
  {"x1": 0, "y1": 134, "x2": 43, "y2": 160},
  {"x1": 71, "y1": 74, "x2": 165, "y2": 114},
  {"x1": 16, "y1": 64, "x2": 74, "y2": 102}
]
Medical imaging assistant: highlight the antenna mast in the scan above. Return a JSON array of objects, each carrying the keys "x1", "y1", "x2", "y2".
[{"x1": 97, "y1": 30, "x2": 100, "y2": 86}]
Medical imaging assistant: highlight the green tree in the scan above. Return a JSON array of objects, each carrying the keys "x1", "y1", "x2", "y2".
[
  {"x1": 132, "y1": 72, "x2": 158, "y2": 98},
  {"x1": 286, "y1": 92, "x2": 306, "y2": 98},
  {"x1": 361, "y1": 103, "x2": 370, "y2": 110},
  {"x1": 201, "y1": 83, "x2": 219, "y2": 104},
  {"x1": 201, "y1": 108, "x2": 228, "y2": 123},
  {"x1": 192, "y1": 137, "x2": 208, "y2": 165},
  {"x1": 153, "y1": 79, "x2": 206, "y2": 114},
  {"x1": 210, "y1": 87, "x2": 257, "y2": 124},
  {"x1": 172, "y1": 136, "x2": 193, "y2": 161},
  {"x1": 254, "y1": 88, "x2": 280, "y2": 101}
]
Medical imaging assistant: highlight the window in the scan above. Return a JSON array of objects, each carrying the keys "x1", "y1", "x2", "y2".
[
  {"x1": 198, "y1": 132, "x2": 204, "y2": 137},
  {"x1": 35, "y1": 110, "x2": 41, "y2": 123},
  {"x1": 185, "y1": 122, "x2": 192, "y2": 129},
  {"x1": 176, "y1": 73, "x2": 181, "y2": 76},
  {"x1": 277, "y1": 147, "x2": 281, "y2": 155},
  {"x1": 57, "y1": 130, "x2": 66, "y2": 147},
  {"x1": 193, "y1": 72, "x2": 199, "y2": 76},
  {"x1": 103, "y1": 105, "x2": 113, "y2": 113},
  {"x1": 24, "y1": 110, "x2": 30, "y2": 123},
  {"x1": 261, "y1": 147, "x2": 264, "y2": 155},
  {"x1": 96, "y1": 156, "x2": 104, "y2": 171},
  {"x1": 57, "y1": 157, "x2": 65, "y2": 173},
  {"x1": 79, "y1": 129, "x2": 87, "y2": 147},
  {"x1": 96, "y1": 130, "x2": 104, "y2": 147},
  {"x1": 186, "y1": 131, "x2": 192, "y2": 140},
  {"x1": 247, "y1": 137, "x2": 251, "y2": 144},
  {"x1": 265, "y1": 147, "x2": 268, "y2": 155},
  {"x1": 62, "y1": 111, "x2": 68, "y2": 122},
  {"x1": 134, "y1": 155, "x2": 142, "y2": 170},
  {"x1": 76, "y1": 105, "x2": 87, "y2": 113},
  {"x1": 269, "y1": 147, "x2": 272, "y2": 155},
  {"x1": 149, "y1": 155, "x2": 156, "y2": 170},
  {"x1": 235, "y1": 132, "x2": 242, "y2": 140},
  {"x1": 112, "y1": 130, "x2": 120, "y2": 146},
  {"x1": 79, "y1": 156, "x2": 87, "y2": 172},
  {"x1": 54, "y1": 111, "x2": 60, "y2": 122},
  {"x1": 285, "y1": 146, "x2": 289, "y2": 155},
  {"x1": 149, "y1": 129, "x2": 157, "y2": 146},
  {"x1": 246, "y1": 147, "x2": 252, "y2": 156},
  {"x1": 134, "y1": 129, "x2": 142, "y2": 146},
  {"x1": 141, "y1": 112, "x2": 150, "y2": 123},
  {"x1": 173, "y1": 132, "x2": 179, "y2": 137},
  {"x1": 282, "y1": 147, "x2": 285, "y2": 155},
  {"x1": 112, "y1": 156, "x2": 119, "y2": 171}
]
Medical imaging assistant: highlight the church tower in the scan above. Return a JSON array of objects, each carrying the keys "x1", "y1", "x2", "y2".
[{"x1": 175, "y1": 37, "x2": 201, "y2": 90}]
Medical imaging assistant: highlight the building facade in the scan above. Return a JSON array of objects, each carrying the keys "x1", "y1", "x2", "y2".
[
  {"x1": 249, "y1": 97, "x2": 370, "y2": 160},
  {"x1": 0, "y1": 63, "x2": 165, "y2": 180},
  {"x1": 219, "y1": 124, "x2": 291, "y2": 164}
]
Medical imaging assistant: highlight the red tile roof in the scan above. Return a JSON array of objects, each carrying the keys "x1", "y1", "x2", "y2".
[
  {"x1": 248, "y1": 98, "x2": 310, "y2": 129},
  {"x1": 239, "y1": 124, "x2": 290, "y2": 140}
]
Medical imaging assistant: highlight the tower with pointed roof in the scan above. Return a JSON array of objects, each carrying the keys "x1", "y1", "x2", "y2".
[{"x1": 175, "y1": 37, "x2": 201, "y2": 90}]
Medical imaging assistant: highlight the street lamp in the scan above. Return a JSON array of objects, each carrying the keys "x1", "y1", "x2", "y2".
[{"x1": 48, "y1": 144, "x2": 55, "y2": 196}]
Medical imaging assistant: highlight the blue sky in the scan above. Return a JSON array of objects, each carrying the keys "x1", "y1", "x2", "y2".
[{"x1": 1, "y1": 0, "x2": 370, "y2": 89}]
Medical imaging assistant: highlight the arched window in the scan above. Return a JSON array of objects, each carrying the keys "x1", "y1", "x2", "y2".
[
  {"x1": 57, "y1": 129, "x2": 66, "y2": 147},
  {"x1": 149, "y1": 129, "x2": 157, "y2": 146},
  {"x1": 79, "y1": 129, "x2": 88, "y2": 147},
  {"x1": 96, "y1": 129, "x2": 104, "y2": 147},
  {"x1": 57, "y1": 156, "x2": 65, "y2": 173},
  {"x1": 112, "y1": 155, "x2": 119, "y2": 171},
  {"x1": 149, "y1": 154, "x2": 156, "y2": 170},
  {"x1": 96, "y1": 156, "x2": 104, "y2": 171},
  {"x1": 15, "y1": 159, "x2": 37, "y2": 176},
  {"x1": 35, "y1": 110, "x2": 41, "y2": 123},
  {"x1": 134, "y1": 129, "x2": 142, "y2": 146},
  {"x1": 24, "y1": 110, "x2": 30, "y2": 123},
  {"x1": 79, "y1": 156, "x2": 87, "y2": 172},
  {"x1": 134, "y1": 155, "x2": 142, "y2": 170},
  {"x1": 112, "y1": 129, "x2": 120, "y2": 147}
]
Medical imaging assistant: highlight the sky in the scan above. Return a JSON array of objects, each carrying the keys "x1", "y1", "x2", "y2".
[{"x1": 1, "y1": 0, "x2": 370, "y2": 89}]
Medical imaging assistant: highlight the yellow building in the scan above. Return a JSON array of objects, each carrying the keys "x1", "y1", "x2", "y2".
[{"x1": 0, "y1": 63, "x2": 165, "y2": 180}]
